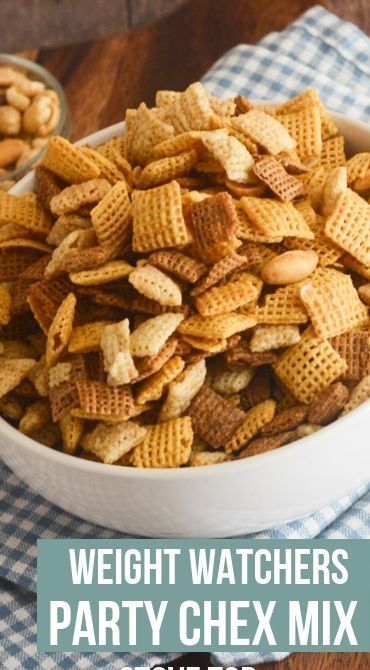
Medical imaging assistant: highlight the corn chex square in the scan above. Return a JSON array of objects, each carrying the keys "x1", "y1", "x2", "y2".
[
  {"x1": 274, "y1": 329, "x2": 348, "y2": 404},
  {"x1": 240, "y1": 197, "x2": 314, "y2": 239},
  {"x1": 299, "y1": 269, "x2": 368, "y2": 339},
  {"x1": 324, "y1": 188, "x2": 370, "y2": 266},
  {"x1": 132, "y1": 180, "x2": 190, "y2": 252}
]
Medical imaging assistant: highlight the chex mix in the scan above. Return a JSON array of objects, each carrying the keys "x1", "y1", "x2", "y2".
[{"x1": 0, "y1": 83, "x2": 369, "y2": 467}]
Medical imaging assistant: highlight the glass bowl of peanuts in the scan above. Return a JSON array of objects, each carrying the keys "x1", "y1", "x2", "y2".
[{"x1": 0, "y1": 53, "x2": 70, "y2": 191}]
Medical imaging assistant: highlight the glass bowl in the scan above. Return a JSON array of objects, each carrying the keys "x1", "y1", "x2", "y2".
[{"x1": 0, "y1": 53, "x2": 70, "y2": 189}]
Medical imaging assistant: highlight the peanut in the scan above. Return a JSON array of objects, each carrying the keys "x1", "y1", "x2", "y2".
[
  {"x1": 32, "y1": 137, "x2": 48, "y2": 149},
  {"x1": 320, "y1": 167, "x2": 347, "y2": 216},
  {"x1": 15, "y1": 74, "x2": 45, "y2": 97},
  {"x1": 6, "y1": 85, "x2": 30, "y2": 111},
  {"x1": 16, "y1": 146, "x2": 40, "y2": 169},
  {"x1": 0, "y1": 138, "x2": 28, "y2": 167},
  {"x1": 358, "y1": 284, "x2": 370, "y2": 306},
  {"x1": 0, "y1": 66, "x2": 18, "y2": 87},
  {"x1": 0, "y1": 105, "x2": 21, "y2": 135},
  {"x1": 261, "y1": 250, "x2": 319, "y2": 285},
  {"x1": 22, "y1": 96, "x2": 53, "y2": 134}
]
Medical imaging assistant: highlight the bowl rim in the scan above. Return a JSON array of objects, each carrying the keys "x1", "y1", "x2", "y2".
[
  {"x1": 0, "y1": 53, "x2": 69, "y2": 183},
  {"x1": 3, "y1": 107, "x2": 370, "y2": 477}
]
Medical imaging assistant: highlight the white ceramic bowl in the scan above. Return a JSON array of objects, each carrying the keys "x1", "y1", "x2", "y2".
[{"x1": 0, "y1": 112, "x2": 370, "y2": 538}]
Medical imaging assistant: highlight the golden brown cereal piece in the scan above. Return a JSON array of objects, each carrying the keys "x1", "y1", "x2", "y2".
[
  {"x1": 278, "y1": 106, "x2": 322, "y2": 160},
  {"x1": 60, "y1": 413, "x2": 85, "y2": 455},
  {"x1": 80, "y1": 146, "x2": 125, "y2": 184},
  {"x1": 278, "y1": 154, "x2": 310, "y2": 175},
  {"x1": 275, "y1": 89, "x2": 338, "y2": 140},
  {"x1": 330, "y1": 331, "x2": 370, "y2": 382},
  {"x1": 153, "y1": 131, "x2": 203, "y2": 158},
  {"x1": 253, "y1": 155, "x2": 305, "y2": 202},
  {"x1": 294, "y1": 197, "x2": 316, "y2": 225},
  {"x1": 189, "y1": 192, "x2": 239, "y2": 263},
  {"x1": 238, "y1": 430, "x2": 296, "y2": 458},
  {"x1": 42, "y1": 135, "x2": 100, "y2": 183},
  {"x1": 130, "y1": 313, "x2": 184, "y2": 358},
  {"x1": 0, "y1": 395, "x2": 23, "y2": 420},
  {"x1": 342, "y1": 253, "x2": 370, "y2": 280},
  {"x1": 346, "y1": 152, "x2": 370, "y2": 183},
  {"x1": 189, "y1": 451, "x2": 227, "y2": 466},
  {"x1": 320, "y1": 167, "x2": 347, "y2": 217},
  {"x1": 129, "y1": 294, "x2": 187, "y2": 316},
  {"x1": 261, "y1": 250, "x2": 318, "y2": 285},
  {"x1": 134, "y1": 335, "x2": 178, "y2": 382},
  {"x1": 69, "y1": 260, "x2": 133, "y2": 286},
  {"x1": 131, "y1": 416, "x2": 193, "y2": 468},
  {"x1": 48, "y1": 355, "x2": 86, "y2": 419},
  {"x1": 125, "y1": 102, "x2": 174, "y2": 165},
  {"x1": 73, "y1": 379, "x2": 135, "y2": 421},
  {"x1": 200, "y1": 131, "x2": 254, "y2": 183},
  {"x1": 91, "y1": 180, "x2": 132, "y2": 250},
  {"x1": 283, "y1": 216, "x2": 343, "y2": 268},
  {"x1": 181, "y1": 335, "x2": 227, "y2": 353},
  {"x1": 0, "y1": 358, "x2": 36, "y2": 399},
  {"x1": 211, "y1": 366, "x2": 254, "y2": 396},
  {"x1": 135, "y1": 149, "x2": 198, "y2": 189},
  {"x1": 132, "y1": 180, "x2": 189, "y2": 252},
  {"x1": 136, "y1": 356, "x2": 185, "y2": 405},
  {"x1": 260, "y1": 404, "x2": 308, "y2": 435},
  {"x1": 274, "y1": 330, "x2": 348, "y2": 404},
  {"x1": 307, "y1": 382, "x2": 349, "y2": 425},
  {"x1": 255, "y1": 285, "x2": 308, "y2": 325},
  {"x1": 100, "y1": 319, "x2": 138, "y2": 386},
  {"x1": 325, "y1": 189, "x2": 370, "y2": 266},
  {"x1": 341, "y1": 375, "x2": 370, "y2": 415},
  {"x1": 2, "y1": 340, "x2": 36, "y2": 360},
  {"x1": 19, "y1": 399, "x2": 51, "y2": 435},
  {"x1": 35, "y1": 165, "x2": 64, "y2": 212},
  {"x1": 129, "y1": 264, "x2": 182, "y2": 307},
  {"x1": 321, "y1": 136, "x2": 346, "y2": 169},
  {"x1": 50, "y1": 179, "x2": 111, "y2": 216},
  {"x1": 44, "y1": 228, "x2": 97, "y2": 278},
  {"x1": 241, "y1": 366, "x2": 271, "y2": 408},
  {"x1": 0, "y1": 284, "x2": 11, "y2": 325},
  {"x1": 27, "y1": 277, "x2": 72, "y2": 333},
  {"x1": 0, "y1": 223, "x2": 33, "y2": 244},
  {"x1": 232, "y1": 109, "x2": 295, "y2": 155},
  {"x1": 234, "y1": 94, "x2": 254, "y2": 115},
  {"x1": 27, "y1": 356, "x2": 49, "y2": 398},
  {"x1": 166, "y1": 82, "x2": 216, "y2": 133},
  {"x1": 0, "y1": 191, "x2": 51, "y2": 236},
  {"x1": 56, "y1": 243, "x2": 116, "y2": 276},
  {"x1": 240, "y1": 197, "x2": 314, "y2": 239},
  {"x1": 82, "y1": 420, "x2": 146, "y2": 463},
  {"x1": 358, "y1": 283, "x2": 370, "y2": 305},
  {"x1": 68, "y1": 321, "x2": 114, "y2": 354},
  {"x1": 48, "y1": 362, "x2": 72, "y2": 389},
  {"x1": 46, "y1": 292, "x2": 76, "y2": 367},
  {"x1": 178, "y1": 312, "x2": 256, "y2": 340},
  {"x1": 159, "y1": 359, "x2": 207, "y2": 422},
  {"x1": 235, "y1": 204, "x2": 282, "y2": 244},
  {"x1": 0, "y1": 237, "x2": 51, "y2": 254},
  {"x1": 225, "y1": 399, "x2": 276, "y2": 453},
  {"x1": 195, "y1": 274, "x2": 258, "y2": 316},
  {"x1": 299, "y1": 270, "x2": 368, "y2": 339},
  {"x1": 191, "y1": 253, "x2": 252, "y2": 297},
  {"x1": 148, "y1": 250, "x2": 206, "y2": 284},
  {"x1": 188, "y1": 384, "x2": 245, "y2": 448},
  {"x1": 225, "y1": 179, "x2": 265, "y2": 199},
  {"x1": 250, "y1": 324, "x2": 301, "y2": 353},
  {"x1": 47, "y1": 214, "x2": 92, "y2": 247}
]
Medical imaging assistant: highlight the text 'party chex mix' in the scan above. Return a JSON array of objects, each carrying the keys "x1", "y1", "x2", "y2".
[{"x1": 0, "y1": 83, "x2": 369, "y2": 468}]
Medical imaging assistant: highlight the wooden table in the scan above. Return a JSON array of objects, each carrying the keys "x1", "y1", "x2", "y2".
[{"x1": 30, "y1": 1, "x2": 370, "y2": 668}]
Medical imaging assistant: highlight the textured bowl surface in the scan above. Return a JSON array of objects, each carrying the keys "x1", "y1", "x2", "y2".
[{"x1": 0, "y1": 110, "x2": 369, "y2": 538}]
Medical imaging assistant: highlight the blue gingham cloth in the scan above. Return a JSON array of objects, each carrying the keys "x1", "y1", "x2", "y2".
[{"x1": 1, "y1": 5, "x2": 370, "y2": 668}]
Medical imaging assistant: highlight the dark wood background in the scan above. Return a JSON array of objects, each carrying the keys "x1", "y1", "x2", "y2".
[{"x1": 18, "y1": 0, "x2": 370, "y2": 668}]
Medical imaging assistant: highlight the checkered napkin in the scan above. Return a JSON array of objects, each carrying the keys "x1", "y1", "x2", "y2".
[{"x1": 1, "y1": 6, "x2": 370, "y2": 668}]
